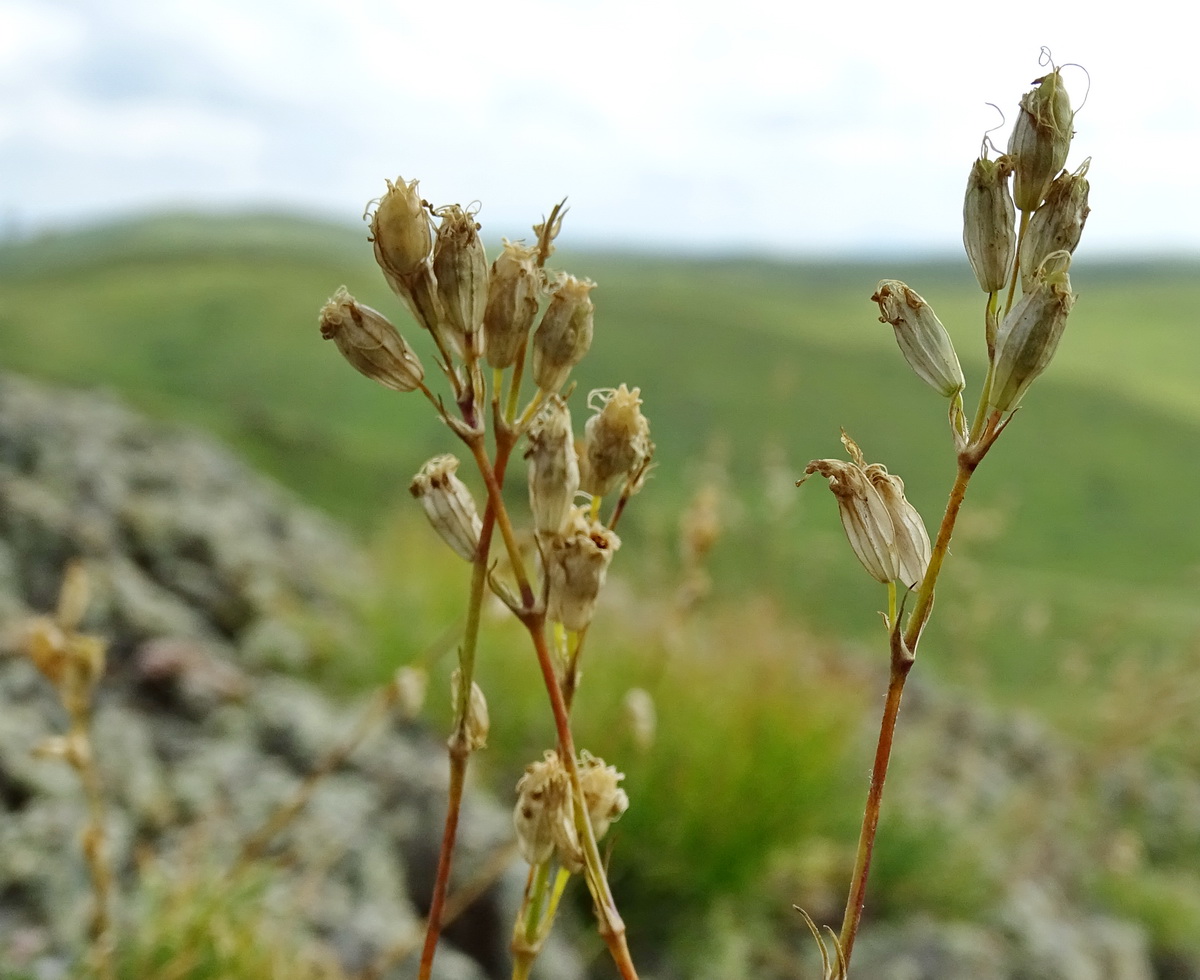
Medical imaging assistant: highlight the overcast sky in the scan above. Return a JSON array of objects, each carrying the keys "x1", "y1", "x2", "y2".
[{"x1": 2, "y1": 0, "x2": 1197, "y2": 256}]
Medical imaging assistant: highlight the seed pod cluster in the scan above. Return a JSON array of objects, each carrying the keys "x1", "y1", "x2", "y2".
[
  {"x1": 525, "y1": 390, "x2": 653, "y2": 633},
  {"x1": 513, "y1": 750, "x2": 627, "y2": 873}
]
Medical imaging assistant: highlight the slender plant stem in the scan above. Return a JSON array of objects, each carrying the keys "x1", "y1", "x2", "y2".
[
  {"x1": 522, "y1": 615, "x2": 639, "y2": 980},
  {"x1": 467, "y1": 436, "x2": 535, "y2": 608},
  {"x1": 506, "y1": 345, "x2": 528, "y2": 424},
  {"x1": 836, "y1": 632, "x2": 912, "y2": 965},
  {"x1": 418, "y1": 440, "x2": 517, "y2": 980},
  {"x1": 837, "y1": 458, "x2": 978, "y2": 967},
  {"x1": 73, "y1": 716, "x2": 115, "y2": 980}
]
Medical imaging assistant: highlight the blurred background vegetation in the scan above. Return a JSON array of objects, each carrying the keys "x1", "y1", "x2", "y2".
[{"x1": 3, "y1": 212, "x2": 1200, "y2": 972}]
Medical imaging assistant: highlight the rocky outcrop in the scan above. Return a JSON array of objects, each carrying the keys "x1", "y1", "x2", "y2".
[{"x1": 0, "y1": 372, "x2": 582, "y2": 980}]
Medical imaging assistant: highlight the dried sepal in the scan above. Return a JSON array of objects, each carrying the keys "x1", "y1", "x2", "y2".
[
  {"x1": 577, "y1": 751, "x2": 629, "y2": 840},
  {"x1": 409, "y1": 455, "x2": 483, "y2": 561},
  {"x1": 545, "y1": 508, "x2": 620, "y2": 631},
  {"x1": 319, "y1": 287, "x2": 425, "y2": 392},
  {"x1": 433, "y1": 204, "x2": 489, "y2": 359},
  {"x1": 579, "y1": 385, "x2": 654, "y2": 497},
  {"x1": 512, "y1": 749, "x2": 626, "y2": 873},
  {"x1": 526, "y1": 396, "x2": 580, "y2": 536},
  {"x1": 450, "y1": 668, "x2": 489, "y2": 751},
  {"x1": 872, "y1": 281, "x2": 965, "y2": 398},
  {"x1": 1008, "y1": 70, "x2": 1074, "y2": 213},
  {"x1": 1019, "y1": 159, "x2": 1091, "y2": 292},
  {"x1": 483, "y1": 240, "x2": 541, "y2": 369},
  {"x1": 988, "y1": 251, "x2": 1077, "y2": 413},
  {"x1": 532, "y1": 275, "x2": 595, "y2": 393},
  {"x1": 963, "y1": 154, "x2": 1017, "y2": 294},
  {"x1": 863, "y1": 465, "x2": 930, "y2": 590},
  {"x1": 798, "y1": 432, "x2": 898, "y2": 585}
]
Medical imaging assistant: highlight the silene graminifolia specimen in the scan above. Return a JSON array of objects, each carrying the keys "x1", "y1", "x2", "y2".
[
  {"x1": 319, "y1": 191, "x2": 652, "y2": 978},
  {"x1": 795, "y1": 48, "x2": 1089, "y2": 976}
]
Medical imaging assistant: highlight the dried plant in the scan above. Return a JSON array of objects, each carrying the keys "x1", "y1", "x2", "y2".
[
  {"x1": 320, "y1": 187, "x2": 653, "y2": 979},
  {"x1": 20, "y1": 561, "x2": 116, "y2": 980},
  {"x1": 795, "y1": 49, "x2": 1090, "y2": 974}
]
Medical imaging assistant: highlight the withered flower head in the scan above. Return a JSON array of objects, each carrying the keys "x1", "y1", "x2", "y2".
[
  {"x1": 526, "y1": 396, "x2": 580, "y2": 536},
  {"x1": 319, "y1": 287, "x2": 425, "y2": 392},
  {"x1": 545, "y1": 508, "x2": 620, "y2": 631},
  {"x1": 369, "y1": 177, "x2": 433, "y2": 281},
  {"x1": 433, "y1": 204, "x2": 489, "y2": 359},
  {"x1": 1019, "y1": 159, "x2": 1091, "y2": 292},
  {"x1": 532, "y1": 275, "x2": 595, "y2": 393},
  {"x1": 483, "y1": 240, "x2": 541, "y2": 369},
  {"x1": 862, "y1": 464, "x2": 930, "y2": 590},
  {"x1": 798, "y1": 432, "x2": 899, "y2": 586},
  {"x1": 872, "y1": 281, "x2": 965, "y2": 398},
  {"x1": 1008, "y1": 70, "x2": 1074, "y2": 213},
  {"x1": 963, "y1": 153, "x2": 1017, "y2": 294},
  {"x1": 409, "y1": 455, "x2": 482, "y2": 561},
  {"x1": 578, "y1": 751, "x2": 629, "y2": 840},
  {"x1": 988, "y1": 251, "x2": 1077, "y2": 413},
  {"x1": 513, "y1": 751, "x2": 574, "y2": 867},
  {"x1": 580, "y1": 385, "x2": 654, "y2": 497}
]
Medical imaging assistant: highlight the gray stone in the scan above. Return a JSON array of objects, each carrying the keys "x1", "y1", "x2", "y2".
[{"x1": 0, "y1": 372, "x2": 583, "y2": 980}]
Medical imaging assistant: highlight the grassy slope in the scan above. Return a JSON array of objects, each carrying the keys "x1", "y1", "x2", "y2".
[{"x1": 3, "y1": 214, "x2": 1199, "y2": 705}]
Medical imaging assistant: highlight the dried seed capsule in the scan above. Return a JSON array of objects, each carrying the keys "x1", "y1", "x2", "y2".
[
  {"x1": 963, "y1": 154, "x2": 1017, "y2": 294},
  {"x1": 484, "y1": 240, "x2": 541, "y2": 369},
  {"x1": 370, "y1": 177, "x2": 433, "y2": 281},
  {"x1": 577, "y1": 751, "x2": 629, "y2": 840},
  {"x1": 532, "y1": 275, "x2": 595, "y2": 393},
  {"x1": 450, "y1": 668, "x2": 489, "y2": 751},
  {"x1": 1008, "y1": 70, "x2": 1074, "y2": 213},
  {"x1": 433, "y1": 204, "x2": 489, "y2": 359},
  {"x1": 872, "y1": 281, "x2": 965, "y2": 398},
  {"x1": 513, "y1": 751, "x2": 569, "y2": 865},
  {"x1": 545, "y1": 509, "x2": 620, "y2": 631},
  {"x1": 988, "y1": 252, "x2": 1076, "y2": 413},
  {"x1": 863, "y1": 465, "x2": 930, "y2": 590},
  {"x1": 319, "y1": 287, "x2": 425, "y2": 392},
  {"x1": 580, "y1": 385, "x2": 654, "y2": 497},
  {"x1": 1019, "y1": 160, "x2": 1091, "y2": 292},
  {"x1": 798, "y1": 433, "x2": 898, "y2": 585},
  {"x1": 526, "y1": 396, "x2": 580, "y2": 536},
  {"x1": 409, "y1": 455, "x2": 482, "y2": 561}
]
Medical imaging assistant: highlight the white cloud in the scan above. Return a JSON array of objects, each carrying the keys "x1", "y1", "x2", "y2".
[{"x1": 1, "y1": 0, "x2": 1197, "y2": 253}]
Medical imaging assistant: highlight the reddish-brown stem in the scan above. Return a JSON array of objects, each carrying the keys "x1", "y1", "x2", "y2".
[
  {"x1": 838, "y1": 457, "x2": 980, "y2": 968},
  {"x1": 521, "y1": 614, "x2": 639, "y2": 980},
  {"x1": 837, "y1": 630, "x2": 913, "y2": 964},
  {"x1": 467, "y1": 436, "x2": 535, "y2": 609}
]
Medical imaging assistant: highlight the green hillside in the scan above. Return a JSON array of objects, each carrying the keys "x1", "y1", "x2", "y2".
[{"x1": 5, "y1": 212, "x2": 1200, "y2": 969}]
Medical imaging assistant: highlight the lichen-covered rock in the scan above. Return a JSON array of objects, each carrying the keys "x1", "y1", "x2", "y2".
[{"x1": 0, "y1": 372, "x2": 582, "y2": 980}]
